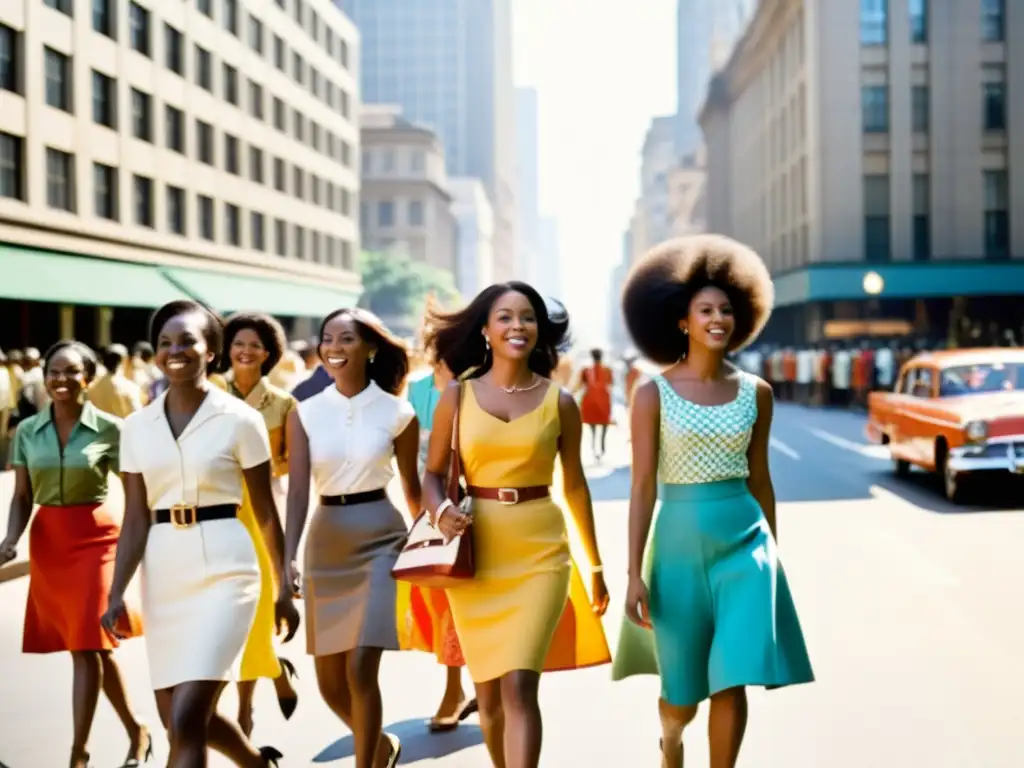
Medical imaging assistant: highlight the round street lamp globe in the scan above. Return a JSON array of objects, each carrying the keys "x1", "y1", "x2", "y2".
[{"x1": 862, "y1": 271, "x2": 885, "y2": 295}]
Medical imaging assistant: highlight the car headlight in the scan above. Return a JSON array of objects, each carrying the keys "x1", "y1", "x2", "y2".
[{"x1": 964, "y1": 420, "x2": 988, "y2": 442}]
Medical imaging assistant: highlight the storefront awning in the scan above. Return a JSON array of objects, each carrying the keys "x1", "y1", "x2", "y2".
[
  {"x1": 0, "y1": 244, "x2": 189, "y2": 308},
  {"x1": 160, "y1": 267, "x2": 358, "y2": 318}
]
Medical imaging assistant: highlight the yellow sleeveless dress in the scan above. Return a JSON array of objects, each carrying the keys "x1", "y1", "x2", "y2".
[{"x1": 446, "y1": 381, "x2": 610, "y2": 683}]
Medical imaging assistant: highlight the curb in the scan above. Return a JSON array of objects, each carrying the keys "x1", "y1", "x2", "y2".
[{"x1": 0, "y1": 560, "x2": 29, "y2": 584}]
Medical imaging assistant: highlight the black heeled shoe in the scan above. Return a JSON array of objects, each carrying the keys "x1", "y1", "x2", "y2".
[
  {"x1": 276, "y1": 657, "x2": 299, "y2": 720},
  {"x1": 259, "y1": 746, "x2": 283, "y2": 767},
  {"x1": 119, "y1": 726, "x2": 154, "y2": 767},
  {"x1": 383, "y1": 734, "x2": 401, "y2": 768}
]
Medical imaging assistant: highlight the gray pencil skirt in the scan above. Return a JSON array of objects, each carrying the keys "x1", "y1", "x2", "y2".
[{"x1": 302, "y1": 497, "x2": 408, "y2": 657}]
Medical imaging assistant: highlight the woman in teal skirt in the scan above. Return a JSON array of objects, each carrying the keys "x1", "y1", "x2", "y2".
[{"x1": 613, "y1": 234, "x2": 813, "y2": 767}]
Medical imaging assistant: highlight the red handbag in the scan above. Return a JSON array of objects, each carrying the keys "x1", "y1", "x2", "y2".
[{"x1": 392, "y1": 384, "x2": 475, "y2": 588}]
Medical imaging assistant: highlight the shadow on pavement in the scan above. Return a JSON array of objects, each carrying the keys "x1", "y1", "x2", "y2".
[
  {"x1": 312, "y1": 718, "x2": 484, "y2": 763},
  {"x1": 588, "y1": 465, "x2": 630, "y2": 503}
]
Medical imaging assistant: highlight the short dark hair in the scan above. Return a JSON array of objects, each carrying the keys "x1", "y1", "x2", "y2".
[
  {"x1": 222, "y1": 312, "x2": 287, "y2": 375},
  {"x1": 424, "y1": 281, "x2": 571, "y2": 379},
  {"x1": 622, "y1": 234, "x2": 774, "y2": 365},
  {"x1": 132, "y1": 341, "x2": 154, "y2": 360},
  {"x1": 317, "y1": 308, "x2": 409, "y2": 395},
  {"x1": 590, "y1": 348, "x2": 603, "y2": 363},
  {"x1": 43, "y1": 340, "x2": 99, "y2": 384},
  {"x1": 101, "y1": 344, "x2": 129, "y2": 373},
  {"x1": 149, "y1": 300, "x2": 225, "y2": 370}
]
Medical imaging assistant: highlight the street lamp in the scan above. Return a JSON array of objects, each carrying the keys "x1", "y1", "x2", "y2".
[{"x1": 862, "y1": 271, "x2": 885, "y2": 296}]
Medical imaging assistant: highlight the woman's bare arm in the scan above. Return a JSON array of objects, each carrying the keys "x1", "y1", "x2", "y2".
[
  {"x1": 627, "y1": 381, "x2": 660, "y2": 580},
  {"x1": 746, "y1": 379, "x2": 777, "y2": 538},
  {"x1": 394, "y1": 416, "x2": 422, "y2": 518}
]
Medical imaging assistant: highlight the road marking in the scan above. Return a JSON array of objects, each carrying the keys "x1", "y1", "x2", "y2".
[
  {"x1": 807, "y1": 427, "x2": 889, "y2": 460},
  {"x1": 769, "y1": 437, "x2": 800, "y2": 459}
]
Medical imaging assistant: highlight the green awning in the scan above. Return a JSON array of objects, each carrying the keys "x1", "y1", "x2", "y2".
[
  {"x1": 0, "y1": 244, "x2": 189, "y2": 308},
  {"x1": 161, "y1": 267, "x2": 358, "y2": 318}
]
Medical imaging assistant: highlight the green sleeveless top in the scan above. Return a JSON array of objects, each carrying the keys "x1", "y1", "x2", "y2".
[{"x1": 654, "y1": 372, "x2": 757, "y2": 485}]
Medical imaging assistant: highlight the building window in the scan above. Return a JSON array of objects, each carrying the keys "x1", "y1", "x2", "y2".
[
  {"x1": 909, "y1": 0, "x2": 927, "y2": 43},
  {"x1": 249, "y1": 16, "x2": 263, "y2": 54},
  {"x1": 131, "y1": 88, "x2": 152, "y2": 142},
  {"x1": 167, "y1": 184, "x2": 185, "y2": 234},
  {"x1": 165, "y1": 24, "x2": 184, "y2": 75},
  {"x1": 311, "y1": 231, "x2": 321, "y2": 263},
  {"x1": 92, "y1": 0, "x2": 115, "y2": 38},
  {"x1": 339, "y1": 39, "x2": 348, "y2": 69},
  {"x1": 225, "y1": 203, "x2": 240, "y2": 245},
  {"x1": 274, "y1": 98, "x2": 286, "y2": 131},
  {"x1": 0, "y1": 25, "x2": 17, "y2": 94},
  {"x1": 222, "y1": 63, "x2": 238, "y2": 105},
  {"x1": 197, "y1": 120, "x2": 214, "y2": 165},
  {"x1": 342, "y1": 141, "x2": 351, "y2": 168},
  {"x1": 129, "y1": 3, "x2": 151, "y2": 57},
  {"x1": 165, "y1": 105, "x2": 185, "y2": 153},
  {"x1": 92, "y1": 71, "x2": 116, "y2": 128},
  {"x1": 294, "y1": 225, "x2": 305, "y2": 259},
  {"x1": 981, "y1": 0, "x2": 1005, "y2": 42},
  {"x1": 223, "y1": 0, "x2": 239, "y2": 35},
  {"x1": 983, "y1": 83, "x2": 1006, "y2": 131},
  {"x1": 292, "y1": 52, "x2": 304, "y2": 84},
  {"x1": 340, "y1": 90, "x2": 350, "y2": 120},
  {"x1": 1, "y1": 132, "x2": 25, "y2": 200},
  {"x1": 378, "y1": 201, "x2": 394, "y2": 228},
  {"x1": 983, "y1": 170, "x2": 1009, "y2": 259},
  {"x1": 863, "y1": 174, "x2": 891, "y2": 263},
  {"x1": 224, "y1": 134, "x2": 240, "y2": 175},
  {"x1": 248, "y1": 81, "x2": 264, "y2": 119},
  {"x1": 860, "y1": 0, "x2": 887, "y2": 45},
  {"x1": 134, "y1": 174, "x2": 153, "y2": 227},
  {"x1": 912, "y1": 174, "x2": 929, "y2": 261},
  {"x1": 251, "y1": 211, "x2": 265, "y2": 250},
  {"x1": 861, "y1": 86, "x2": 888, "y2": 133},
  {"x1": 198, "y1": 194, "x2": 215, "y2": 240},
  {"x1": 195, "y1": 46, "x2": 213, "y2": 91},
  {"x1": 274, "y1": 35, "x2": 285, "y2": 71},
  {"x1": 44, "y1": 48, "x2": 71, "y2": 112},
  {"x1": 311, "y1": 175, "x2": 320, "y2": 205},
  {"x1": 249, "y1": 146, "x2": 263, "y2": 184},
  {"x1": 293, "y1": 167, "x2": 304, "y2": 200},
  {"x1": 340, "y1": 188, "x2": 350, "y2": 216},
  {"x1": 46, "y1": 148, "x2": 75, "y2": 212},
  {"x1": 273, "y1": 157, "x2": 285, "y2": 191},
  {"x1": 44, "y1": 0, "x2": 73, "y2": 16},
  {"x1": 197, "y1": 0, "x2": 212, "y2": 17},
  {"x1": 274, "y1": 219, "x2": 287, "y2": 256},
  {"x1": 410, "y1": 151, "x2": 425, "y2": 173},
  {"x1": 408, "y1": 200, "x2": 424, "y2": 227},
  {"x1": 911, "y1": 85, "x2": 929, "y2": 134}
]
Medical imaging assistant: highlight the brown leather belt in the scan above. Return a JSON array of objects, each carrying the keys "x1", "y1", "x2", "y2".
[{"x1": 466, "y1": 485, "x2": 550, "y2": 506}]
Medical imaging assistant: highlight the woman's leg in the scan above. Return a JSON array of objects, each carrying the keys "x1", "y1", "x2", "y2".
[
  {"x1": 314, "y1": 652, "x2": 354, "y2": 728},
  {"x1": 99, "y1": 652, "x2": 150, "y2": 762},
  {"x1": 433, "y1": 665, "x2": 467, "y2": 720},
  {"x1": 707, "y1": 687, "x2": 747, "y2": 768},
  {"x1": 599, "y1": 425, "x2": 608, "y2": 456},
  {"x1": 499, "y1": 670, "x2": 542, "y2": 768},
  {"x1": 69, "y1": 651, "x2": 104, "y2": 767},
  {"x1": 346, "y1": 646, "x2": 393, "y2": 768},
  {"x1": 473, "y1": 679, "x2": 505, "y2": 768},
  {"x1": 236, "y1": 680, "x2": 257, "y2": 737},
  {"x1": 658, "y1": 698, "x2": 698, "y2": 768},
  {"x1": 167, "y1": 680, "x2": 268, "y2": 768}
]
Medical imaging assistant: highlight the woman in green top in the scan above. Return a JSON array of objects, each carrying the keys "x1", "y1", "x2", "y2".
[{"x1": 0, "y1": 340, "x2": 152, "y2": 768}]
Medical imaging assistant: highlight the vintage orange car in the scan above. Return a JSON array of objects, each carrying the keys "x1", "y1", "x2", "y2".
[{"x1": 866, "y1": 348, "x2": 1024, "y2": 503}]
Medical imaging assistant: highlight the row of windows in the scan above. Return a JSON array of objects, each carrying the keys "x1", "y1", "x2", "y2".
[
  {"x1": 863, "y1": 171, "x2": 1010, "y2": 262},
  {"x1": 1, "y1": 26, "x2": 355, "y2": 172},
  {"x1": 861, "y1": 81, "x2": 1008, "y2": 134},
  {"x1": 0, "y1": 134, "x2": 354, "y2": 268},
  {"x1": 860, "y1": 0, "x2": 1005, "y2": 45},
  {"x1": 360, "y1": 199, "x2": 426, "y2": 230}
]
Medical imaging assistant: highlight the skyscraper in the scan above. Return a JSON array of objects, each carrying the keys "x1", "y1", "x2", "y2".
[
  {"x1": 342, "y1": 0, "x2": 517, "y2": 280},
  {"x1": 516, "y1": 87, "x2": 540, "y2": 283}
]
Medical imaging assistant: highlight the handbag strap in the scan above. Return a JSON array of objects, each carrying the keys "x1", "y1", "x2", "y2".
[{"x1": 446, "y1": 382, "x2": 463, "y2": 501}]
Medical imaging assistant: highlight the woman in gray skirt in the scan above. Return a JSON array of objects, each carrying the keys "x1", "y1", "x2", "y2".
[{"x1": 283, "y1": 308, "x2": 420, "y2": 768}]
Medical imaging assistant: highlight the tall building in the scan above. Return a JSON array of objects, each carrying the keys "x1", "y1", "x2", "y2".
[
  {"x1": 667, "y1": 148, "x2": 707, "y2": 238},
  {"x1": 0, "y1": 0, "x2": 361, "y2": 350},
  {"x1": 448, "y1": 178, "x2": 494, "y2": 298},
  {"x1": 516, "y1": 87, "x2": 540, "y2": 283},
  {"x1": 639, "y1": 116, "x2": 677, "y2": 251},
  {"x1": 342, "y1": 0, "x2": 516, "y2": 282},
  {"x1": 359, "y1": 105, "x2": 456, "y2": 276},
  {"x1": 700, "y1": 0, "x2": 1024, "y2": 345}
]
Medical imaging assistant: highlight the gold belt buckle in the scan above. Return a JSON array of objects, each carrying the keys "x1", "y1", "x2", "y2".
[
  {"x1": 497, "y1": 488, "x2": 519, "y2": 506},
  {"x1": 170, "y1": 503, "x2": 198, "y2": 529}
]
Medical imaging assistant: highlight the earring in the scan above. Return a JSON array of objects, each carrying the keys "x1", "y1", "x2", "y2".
[
  {"x1": 682, "y1": 328, "x2": 689, "y2": 335},
  {"x1": 483, "y1": 336, "x2": 491, "y2": 350},
  {"x1": 369, "y1": 351, "x2": 376, "y2": 363}
]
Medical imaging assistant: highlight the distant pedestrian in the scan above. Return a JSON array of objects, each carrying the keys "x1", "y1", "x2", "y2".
[
  {"x1": 613, "y1": 235, "x2": 814, "y2": 768},
  {"x1": 576, "y1": 348, "x2": 614, "y2": 460}
]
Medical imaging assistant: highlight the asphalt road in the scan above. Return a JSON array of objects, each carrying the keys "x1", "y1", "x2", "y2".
[{"x1": 2, "y1": 403, "x2": 1024, "y2": 766}]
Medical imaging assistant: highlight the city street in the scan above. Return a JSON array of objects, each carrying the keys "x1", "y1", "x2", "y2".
[{"x1": 2, "y1": 403, "x2": 1024, "y2": 766}]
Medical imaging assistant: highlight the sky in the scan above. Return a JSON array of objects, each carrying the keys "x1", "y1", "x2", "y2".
[{"x1": 511, "y1": 0, "x2": 677, "y2": 347}]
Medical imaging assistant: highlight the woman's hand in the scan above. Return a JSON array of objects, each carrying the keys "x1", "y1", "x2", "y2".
[
  {"x1": 274, "y1": 594, "x2": 301, "y2": 642},
  {"x1": 100, "y1": 592, "x2": 129, "y2": 640},
  {"x1": 591, "y1": 571, "x2": 610, "y2": 616},
  {"x1": 0, "y1": 537, "x2": 17, "y2": 567},
  {"x1": 624, "y1": 576, "x2": 652, "y2": 629},
  {"x1": 437, "y1": 506, "x2": 471, "y2": 542},
  {"x1": 284, "y1": 558, "x2": 302, "y2": 598}
]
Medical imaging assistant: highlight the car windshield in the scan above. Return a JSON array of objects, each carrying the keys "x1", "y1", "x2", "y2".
[{"x1": 939, "y1": 362, "x2": 1024, "y2": 396}]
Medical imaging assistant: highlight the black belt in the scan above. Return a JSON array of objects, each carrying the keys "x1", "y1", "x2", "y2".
[
  {"x1": 319, "y1": 489, "x2": 388, "y2": 507},
  {"x1": 153, "y1": 504, "x2": 238, "y2": 527}
]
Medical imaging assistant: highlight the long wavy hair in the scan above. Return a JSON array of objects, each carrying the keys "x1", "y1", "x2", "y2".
[
  {"x1": 317, "y1": 308, "x2": 409, "y2": 395},
  {"x1": 423, "y1": 282, "x2": 571, "y2": 379}
]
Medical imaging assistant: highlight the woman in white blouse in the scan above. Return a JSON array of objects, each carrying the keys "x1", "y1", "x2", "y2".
[
  {"x1": 285, "y1": 308, "x2": 420, "y2": 768},
  {"x1": 101, "y1": 300, "x2": 299, "y2": 768}
]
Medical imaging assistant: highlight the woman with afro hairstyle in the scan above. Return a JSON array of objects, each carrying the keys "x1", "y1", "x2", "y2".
[{"x1": 611, "y1": 235, "x2": 813, "y2": 767}]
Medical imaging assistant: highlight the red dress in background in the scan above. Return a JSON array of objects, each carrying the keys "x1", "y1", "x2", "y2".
[{"x1": 580, "y1": 365, "x2": 613, "y2": 426}]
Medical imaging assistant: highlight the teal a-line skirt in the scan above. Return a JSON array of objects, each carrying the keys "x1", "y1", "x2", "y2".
[{"x1": 612, "y1": 478, "x2": 814, "y2": 707}]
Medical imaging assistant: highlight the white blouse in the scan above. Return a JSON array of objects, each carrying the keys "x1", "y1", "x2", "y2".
[
  {"x1": 297, "y1": 381, "x2": 416, "y2": 496},
  {"x1": 120, "y1": 386, "x2": 272, "y2": 510}
]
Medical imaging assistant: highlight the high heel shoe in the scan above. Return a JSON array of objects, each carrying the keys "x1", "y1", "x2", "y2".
[
  {"x1": 428, "y1": 697, "x2": 478, "y2": 733},
  {"x1": 276, "y1": 657, "x2": 299, "y2": 720},
  {"x1": 69, "y1": 749, "x2": 90, "y2": 768},
  {"x1": 259, "y1": 746, "x2": 284, "y2": 767},
  {"x1": 119, "y1": 726, "x2": 154, "y2": 767},
  {"x1": 383, "y1": 734, "x2": 401, "y2": 768}
]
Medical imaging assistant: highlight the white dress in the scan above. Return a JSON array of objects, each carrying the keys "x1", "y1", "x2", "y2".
[{"x1": 120, "y1": 386, "x2": 271, "y2": 690}]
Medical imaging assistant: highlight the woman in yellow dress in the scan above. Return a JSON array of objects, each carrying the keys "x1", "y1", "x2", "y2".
[
  {"x1": 222, "y1": 313, "x2": 301, "y2": 737},
  {"x1": 422, "y1": 282, "x2": 611, "y2": 768}
]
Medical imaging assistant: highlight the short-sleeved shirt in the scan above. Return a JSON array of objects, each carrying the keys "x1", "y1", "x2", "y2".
[
  {"x1": 297, "y1": 380, "x2": 415, "y2": 496},
  {"x1": 10, "y1": 401, "x2": 121, "y2": 506},
  {"x1": 120, "y1": 385, "x2": 272, "y2": 511}
]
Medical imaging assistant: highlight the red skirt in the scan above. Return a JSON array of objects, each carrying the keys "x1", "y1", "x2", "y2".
[
  {"x1": 23, "y1": 502, "x2": 143, "y2": 653},
  {"x1": 581, "y1": 388, "x2": 612, "y2": 426}
]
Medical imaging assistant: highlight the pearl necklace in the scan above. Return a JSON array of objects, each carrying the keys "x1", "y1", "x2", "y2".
[{"x1": 491, "y1": 375, "x2": 543, "y2": 395}]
